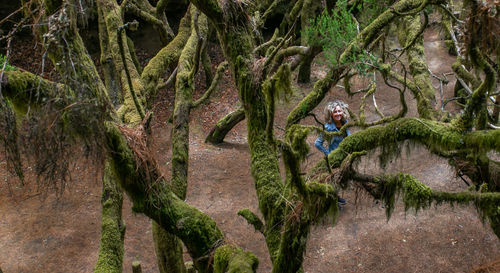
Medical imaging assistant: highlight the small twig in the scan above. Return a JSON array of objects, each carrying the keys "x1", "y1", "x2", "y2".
[
  {"x1": 305, "y1": 113, "x2": 324, "y2": 128},
  {"x1": 438, "y1": 4, "x2": 464, "y2": 24}
]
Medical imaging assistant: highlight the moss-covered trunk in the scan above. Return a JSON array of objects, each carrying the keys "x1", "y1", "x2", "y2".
[
  {"x1": 141, "y1": 10, "x2": 192, "y2": 108},
  {"x1": 94, "y1": 159, "x2": 126, "y2": 273},
  {"x1": 97, "y1": 0, "x2": 145, "y2": 124},
  {"x1": 153, "y1": 7, "x2": 209, "y2": 273},
  {"x1": 152, "y1": 221, "x2": 186, "y2": 273},
  {"x1": 105, "y1": 123, "x2": 224, "y2": 273},
  {"x1": 397, "y1": 14, "x2": 437, "y2": 119}
]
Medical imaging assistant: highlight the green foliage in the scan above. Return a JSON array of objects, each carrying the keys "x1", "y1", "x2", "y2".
[
  {"x1": 0, "y1": 54, "x2": 16, "y2": 71},
  {"x1": 303, "y1": 1, "x2": 378, "y2": 74},
  {"x1": 303, "y1": 2, "x2": 357, "y2": 67}
]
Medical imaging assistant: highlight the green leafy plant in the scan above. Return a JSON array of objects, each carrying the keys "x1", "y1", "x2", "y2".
[
  {"x1": 0, "y1": 54, "x2": 15, "y2": 71},
  {"x1": 303, "y1": 0, "x2": 379, "y2": 74}
]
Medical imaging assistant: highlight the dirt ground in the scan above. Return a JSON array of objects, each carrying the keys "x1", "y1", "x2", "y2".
[{"x1": 1, "y1": 22, "x2": 499, "y2": 273}]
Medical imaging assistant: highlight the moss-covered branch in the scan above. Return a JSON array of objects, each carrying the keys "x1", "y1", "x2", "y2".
[
  {"x1": 397, "y1": 13, "x2": 437, "y2": 119},
  {"x1": 310, "y1": 117, "x2": 500, "y2": 177},
  {"x1": 237, "y1": 209, "x2": 264, "y2": 234},
  {"x1": 189, "y1": 0, "x2": 223, "y2": 23},
  {"x1": 141, "y1": 10, "x2": 191, "y2": 108},
  {"x1": 354, "y1": 171, "x2": 500, "y2": 238},
  {"x1": 191, "y1": 61, "x2": 228, "y2": 108},
  {"x1": 205, "y1": 107, "x2": 245, "y2": 144},
  {"x1": 97, "y1": 0, "x2": 145, "y2": 124},
  {"x1": 123, "y1": 0, "x2": 174, "y2": 44},
  {"x1": 171, "y1": 6, "x2": 208, "y2": 199},
  {"x1": 453, "y1": 47, "x2": 497, "y2": 130},
  {"x1": 104, "y1": 122, "x2": 224, "y2": 272},
  {"x1": 285, "y1": 66, "x2": 345, "y2": 129},
  {"x1": 214, "y1": 245, "x2": 258, "y2": 273},
  {"x1": 117, "y1": 22, "x2": 146, "y2": 120}
]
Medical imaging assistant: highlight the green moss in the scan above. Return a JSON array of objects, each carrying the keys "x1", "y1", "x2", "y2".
[
  {"x1": 94, "y1": 159, "x2": 125, "y2": 273},
  {"x1": 237, "y1": 209, "x2": 264, "y2": 233},
  {"x1": 205, "y1": 107, "x2": 245, "y2": 144},
  {"x1": 214, "y1": 245, "x2": 258, "y2": 273},
  {"x1": 285, "y1": 125, "x2": 311, "y2": 162},
  {"x1": 152, "y1": 221, "x2": 186, "y2": 273},
  {"x1": 381, "y1": 174, "x2": 432, "y2": 219}
]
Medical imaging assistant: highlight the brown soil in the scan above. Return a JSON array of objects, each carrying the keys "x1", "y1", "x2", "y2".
[{"x1": 1, "y1": 23, "x2": 499, "y2": 273}]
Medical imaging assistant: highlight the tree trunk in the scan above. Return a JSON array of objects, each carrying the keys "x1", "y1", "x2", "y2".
[
  {"x1": 397, "y1": 14, "x2": 437, "y2": 119},
  {"x1": 94, "y1": 159, "x2": 125, "y2": 273},
  {"x1": 154, "y1": 7, "x2": 209, "y2": 273},
  {"x1": 152, "y1": 221, "x2": 186, "y2": 273}
]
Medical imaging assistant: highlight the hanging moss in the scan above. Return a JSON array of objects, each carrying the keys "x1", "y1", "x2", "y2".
[
  {"x1": 284, "y1": 125, "x2": 311, "y2": 163},
  {"x1": 369, "y1": 171, "x2": 500, "y2": 240}
]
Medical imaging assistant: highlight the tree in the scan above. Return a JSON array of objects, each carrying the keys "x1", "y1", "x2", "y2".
[{"x1": 0, "y1": 0, "x2": 499, "y2": 272}]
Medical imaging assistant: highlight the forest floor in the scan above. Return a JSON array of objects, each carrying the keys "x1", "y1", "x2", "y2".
[{"x1": 1, "y1": 22, "x2": 500, "y2": 273}]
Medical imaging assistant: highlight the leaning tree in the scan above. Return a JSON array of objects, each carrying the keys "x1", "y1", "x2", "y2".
[{"x1": 0, "y1": 0, "x2": 499, "y2": 272}]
